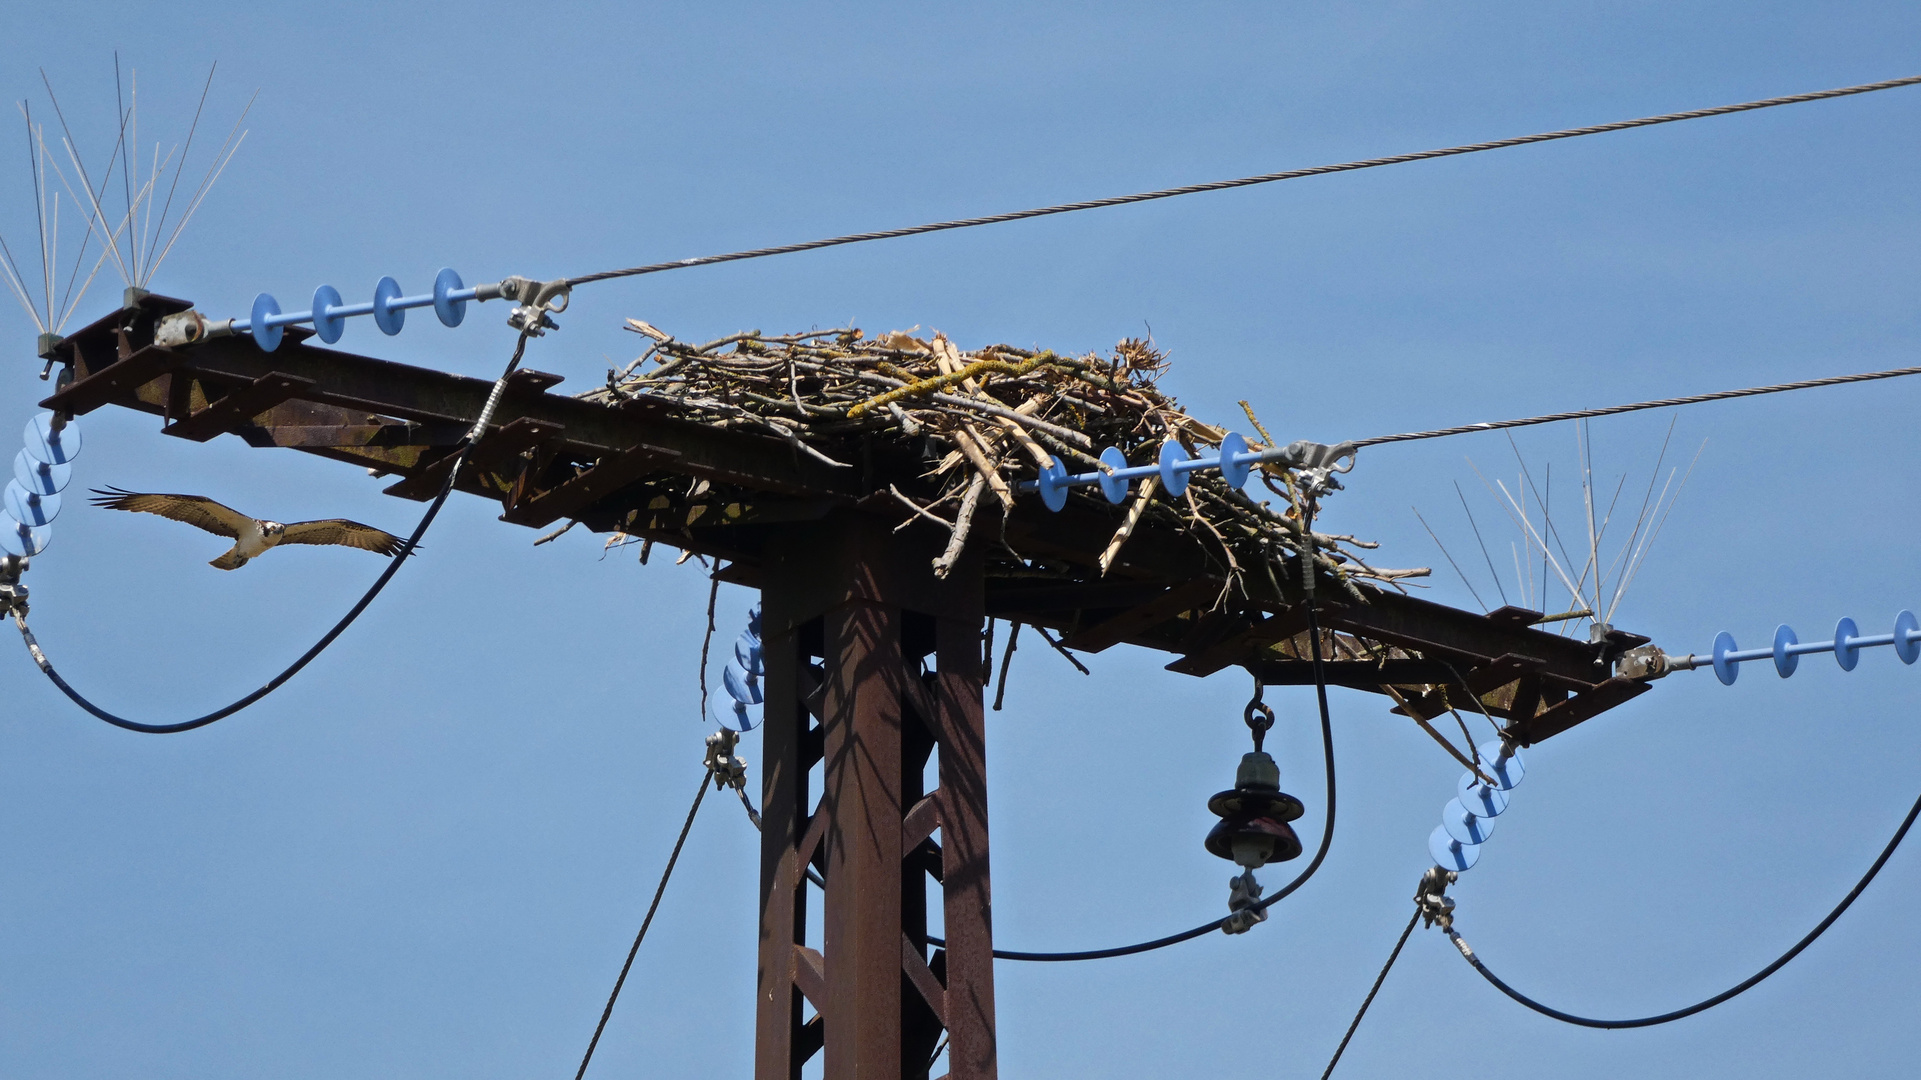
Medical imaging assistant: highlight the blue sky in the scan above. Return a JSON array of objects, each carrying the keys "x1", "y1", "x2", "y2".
[{"x1": 4, "y1": 3, "x2": 1921, "y2": 1077}]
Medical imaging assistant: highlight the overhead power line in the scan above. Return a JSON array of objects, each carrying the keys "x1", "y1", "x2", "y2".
[
  {"x1": 13, "y1": 331, "x2": 535, "y2": 733},
  {"x1": 574, "y1": 767, "x2": 711, "y2": 1079},
  {"x1": 1320, "y1": 907, "x2": 1422, "y2": 1080},
  {"x1": 930, "y1": 599, "x2": 1341, "y2": 962},
  {"x1": 1449, "y1": 782, "x2": 1921, "y2": 1028},
  {"x1": 1354, "y1": 362, "x2": 1921, "y2": 448},
  {"x1": 565, "y1": 74, "x2": 1921, "y2": 288}
]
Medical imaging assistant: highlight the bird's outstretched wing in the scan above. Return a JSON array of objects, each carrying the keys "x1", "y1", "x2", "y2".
[
  {"x1": 280, "y1": 519, "x2": 405, "y2": 557},
  {"x1": 89, "y1": 487, "x2": 253, "y2": 539}
]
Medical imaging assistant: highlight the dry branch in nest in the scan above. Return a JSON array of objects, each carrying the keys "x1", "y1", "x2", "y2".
[{"x1": 584, "y1": 323, "x2": 1427, "y2": 590}]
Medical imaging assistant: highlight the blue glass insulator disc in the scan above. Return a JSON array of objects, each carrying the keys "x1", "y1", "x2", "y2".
[
  {"x1": 1218, "y1": 432, "x2": 1251, "y2": 489},
  {"x1": 4, "y1": 481, "x2": 59, "y2": 527},
  {"x1": 24, "y1": 413, "x2": 80, "y2": 466},
  {"x1": 1896, "y1": 611, "x2": 1919, "y2": 666},
  {"x1": 1097, "y1": 446, "x2": 1130, "y2": 504},
  {"x1": 1458, "y1": 772, "x2": 1509, "y2": 817},
  {"x1": 722, "y1": 662, "x2": 764, "y2": 706},
  {"x1": 1038, "y1": 457, "x2": 1069, "y2": 512},
  {"x1": 312, "y1": 284, "x2": 346, "y2": 343},
  {"x1": 372, "y1": 276, "x2": 406, "y2": 336},
  {"x1": 433, "y1": 268, "x2": 467, "y2": 327},
  {"x1": 1712, "y1": 630, "x2": 1739, "y2": 686},
  {"x1": 250, "y1": 293, "x2": 284, "y2": 352},
  {"x1": 1157, "y1": 440, "x2": 1190, "y2": 497},
  {"x1": 1834, "y1": 617, "x2": 1861, "y2": 671},
  {"x1": 1773, "y1": 624, "x2": 1799, "y2": 678},
  {"x1": 13, "y1": 449, "x2": 69, "y2": 495},
  {"x1": 736, "y1": 630, "x2": 764, "y2": 676},
  {"x1": 1442, "y1": 797, "x2": 1496, "y2": 845},
  {"x1": 0, "y1": 519, "x2": 50, "y2": 557},
  {"x1": 1475, "y1": 740, "x2": 1524, "y2": 789},
  {"x1": 1429, "y1": 824, "x2": 1480, "y2": 872}
]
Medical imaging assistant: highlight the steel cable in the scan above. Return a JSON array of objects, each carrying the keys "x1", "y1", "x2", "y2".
[
  {"x1": 1448, "y1": 783, "x2": 1921, "y2": 1028},
  {"x1": 11, "y1": 331, "x2": 533, "y2": 734},
  {"x1": 1320, "y1": 906, "x2": 1422, "y2": 1080},
  {"x1": 564, "y1": 75, "x2": 1921, "y2": 289},
  {"x1": 573, "y1": 766, "x2": 711, "y2": 1079},
  {"x1": 1354, "y1": 362, "x2": 1921, "y2": 448},
  {"x1": 931, "y1": 599, "x2": 1338, "y2": 963}
]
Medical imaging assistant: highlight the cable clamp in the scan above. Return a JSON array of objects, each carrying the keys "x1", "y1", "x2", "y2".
[
  {"x1": 704, "y1": 727, "x2": 750, "y2": 793},
  {"x1": 497, "y1": 276, "x2": 571, "y2": 336},
  {"x1": 1222, "y1": 869, "x2": 1269, "y2": 935},
  {"x1": 1415, "y1": 865, "x2": 1458, "y2": 930},
  {"x1": 1268, "y1": 439, "x2": 1357, "y2": 496},
  {"x1": 0, "y1": 556, "x2": 28, "y2": 619},
  {"x1": 1615, "y1": 643, "x2": 1672, "y2": 681}
]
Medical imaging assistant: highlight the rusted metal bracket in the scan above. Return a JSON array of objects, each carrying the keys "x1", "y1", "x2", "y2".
[
  {"x1": 500, "y1": 440, "x2": 683, "y2": 527},
  {"x1": 162, "y1": 372, "x2": 316, "y2": 442},
  {"x1": 1166, "y1": 605, "x2": 1316, "y2": 676},
  {"x1": 1505, "y1": 676, "x2": 1652, "y2": 746},
  {"x1": 1058, "y1": 578, "x2": 1220, "y2": 653},
  {"x1": 44, "y1": 345, "x2": 184, "y2": 416},
  {"x1": 382, "y1": 416, "x2": 566, "y2": 501}
]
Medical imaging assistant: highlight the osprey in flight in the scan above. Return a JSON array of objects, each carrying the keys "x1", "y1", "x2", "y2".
[{"x1": 89, "y1": 487, "x2": 406, "y2": 570}]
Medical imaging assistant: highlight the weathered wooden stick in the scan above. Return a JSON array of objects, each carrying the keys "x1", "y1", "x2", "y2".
[
  {"x1": 951, "y1": 425, "x2": 1014, "y2": 511},
  {"x1": 1099, "y1": 475, "x2": 1159, "y2": 576},
  {"x1": 933, "y1": 475, "x2": 986, "y2": 579}
]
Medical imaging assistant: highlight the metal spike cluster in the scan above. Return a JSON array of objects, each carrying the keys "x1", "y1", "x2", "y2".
[
  {"x1": 715, "y1": 603, "x2": 765, "y2": 732},
  {"x1": 1427, "y1": 740, "x2": 1525, "y2": 873},
  {"x1": 1699, "y1": 612, "x2": 1921, "y2": 685},
  {"x1": 4, "y1": 411, "x2": 79, "y2": 557},
  {"x1": 1014, "y1": 435, "x2": 1357, "y2": 510}
]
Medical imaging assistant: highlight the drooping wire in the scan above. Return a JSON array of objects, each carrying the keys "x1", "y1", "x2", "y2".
[
  {"x1": 573, "y1": 765, "x2": 711, "y2": 1080},
  {"x1": 563, "y1": 75, "x2": 1921, "y2": 289},
  {"x1": 11, "y1": 331, "x2": 534, "y2": 734},
  {"x1": 1355, "y1": 362, "x2": 1921, "y2": 448},
  {"x1": 1320, "y1": 906, "x2": 1422, "y2": 1080},
  {"x1": 930, "y1": 597, "x2": 1339, "y2": 963},
  {"x1": 1449, "y1": 782, "x2": 1921, "y2": 1029}
]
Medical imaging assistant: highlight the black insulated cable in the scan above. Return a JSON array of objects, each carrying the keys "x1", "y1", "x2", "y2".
[
  {"x1": 1320, "y1": 906, "x2": 1422, "y2": 1080},
  {"x1": 565, "y1": 75, "x2": 1921, "y2": 289},
  {"x1": 573, "y1": 767, "x2": 711, "y2": 1079},
  {"x1": 12, "y1": 331, "x2": 533, "y2": 734},
  {"x1": 1449, "y1": 785, "x2": 1921, "y2": 1028},
  {"x1": 931, "y1": 598, "x2": 1339, "y2": 962},
  {"x1": 1355, "y1": 363, "x2": 1921, "y2": 448}
]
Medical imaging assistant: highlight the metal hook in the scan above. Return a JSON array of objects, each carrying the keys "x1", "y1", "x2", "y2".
[{"x1": 1243, "y1": 678, "x2": 1275, "y2": 753}]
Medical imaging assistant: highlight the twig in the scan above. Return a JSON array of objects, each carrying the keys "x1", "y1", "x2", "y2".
[
  {"x1": 533, "y1": 519, "x2": 578, "y2": 546},
  {"x1": 993, "y1": 622, "x2": 1021, "y2": 711},
  {"x1": 697, "y1": 569, "x2": 721, "y2": 725},
  {"x1": 932, "y1": 475, "x2": 986, "y2": 579},
  {"x1": 888, "y1": 484, "x2": 954, "y2": 531},
  {"x1": 949, "y1": 425, "x2": 1014, "y2": 511},
  {"x1": 1099, "y1": 475, "x2": 1158, "y2": 575},
  {"x1": 1032, "y1": 626, "x2": 1090, "y2": 675}
]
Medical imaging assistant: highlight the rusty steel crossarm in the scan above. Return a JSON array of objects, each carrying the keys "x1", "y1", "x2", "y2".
[
  {"x1": 40, "y1": 301, "x2": 868, "y2": 504},
  {"x1": 31, "y1": 298, "x2": 1659, "y2": 748},
  {"x1": 1312, "y1": 590, "x2": 1608, "y2": 690}
]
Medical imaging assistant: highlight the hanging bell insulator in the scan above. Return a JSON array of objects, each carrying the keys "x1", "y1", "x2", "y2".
[{"x1": 1204, "y1": 751, "x2": 1305, "y2": 868}]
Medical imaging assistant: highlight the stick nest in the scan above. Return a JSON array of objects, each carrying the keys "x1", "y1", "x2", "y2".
[{"x1": 581, "y1": 321, "x2": 1428, "y2": 594}]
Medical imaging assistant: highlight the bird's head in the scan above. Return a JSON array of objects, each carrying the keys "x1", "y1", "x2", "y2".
[{"x1": 263, "y1": 521, "x2": 285, "y2": 538}]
